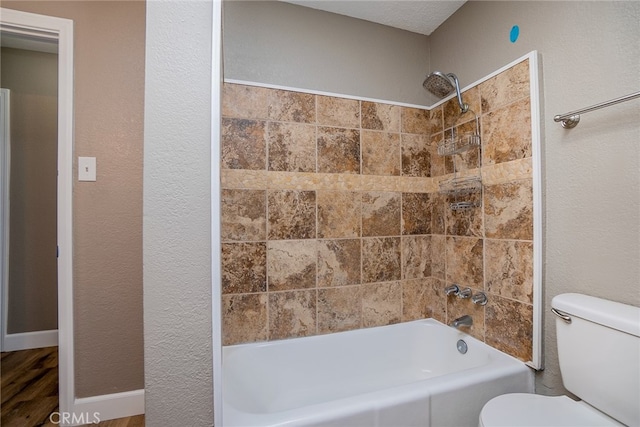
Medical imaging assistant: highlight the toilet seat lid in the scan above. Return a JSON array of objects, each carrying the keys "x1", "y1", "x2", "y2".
[{"x1": 479, "y1": 393, "x2": 623, "y2": 427}]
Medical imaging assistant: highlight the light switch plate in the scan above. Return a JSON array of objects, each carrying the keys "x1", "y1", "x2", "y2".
[{"x1": 78, "y1": 157, "x2": 96, "y2": 181}]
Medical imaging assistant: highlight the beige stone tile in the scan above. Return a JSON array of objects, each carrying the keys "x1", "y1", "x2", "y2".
[
  {"x1": 402, "y1": 278, "x2": 429, "y2": 321},
  {"x1": 445, "y1": 191, "x2": 483, "y2": 237},
  {"x1": 269, "y1": 290, "x2": 317, "y2": 340},
  {"x1": 443, "y1": 98, "x2": 464, "y2": 130},
  {"x1": 219, "y1": 80, "x2": 538, "y2": 348},
  {"x1": 268, "y1": 89, "x2": 315, "y2": 123},
  {"x1": 317, "y1": 190, "x2": 361, "y2": 238},
  {"x1": 450, "y1": 120, "x2": 482, "y2": 171},
  {"x1": 317, "y1": 239, "x2": 361, "y2": 287},
  {"x1": 268, "y1": 122, "x2": 316, "y2": 172},
  {"x1": 401, "y1": 134, "x2": 431, "y2": 177},
  {"x1": 445, "y1": 154, "x2": 455, "y2": 175},
  {"x1": 221, "y1": 242, "x2": 266, "y2": 294},
  {"x1": 485, "y1": 239, "x2": 533, "y2": 304},
  {"x1": 445, "y1": 236, "x2": 483, "y2": 288},
  {"x1": 222, "y1": 293, "x2": 267, "y2": 345},
  {"x1": 222, "y1": 83, "x2": 269, "y2": 119},
  {"x1": 312, "y1": 173, "x2": 362, "y2": 191},
  {"x1": 400, "y1": 176, "x2": 439, "y2": 193},
  {"x1": 221, "y1": 118, "x2": 266, "y2": 170},
  {"x1": 430, "y1": 235, "x2": 446, "y2": 280},
  {"x1": 362, "y1": 282, "x2": 402, "y2": 327},
  {"x1": 221, "y1": 169, "x2": 268, "y2": 190},
  {"x1": 402, "y1": 235, "x2": 432, "y2": 279},
  {"x1": 317, "y1": 286, "x2": 362, "y2": 333},
  {"x1": 402, "y1": 277, "x2": 446, "y2": 323},
  {"x1": 361, "y1": 175, "x2": 403, "y2": 192},
  {"x1": 361, "y1": 130, "x2": 401, "y2": 176},
  {"x1": 267, "y1": 240, "x2": 316, "y2": 291},
  {"x1": 402, "y1": 192, "x2": 432, "y2": 235},
  {"x1": 317, "y1": 95, "x2": 360, "y2": 128},
  {"x1": 317, "y1": 127, "x2": 361, "y2": 174},
  {"x1": 429, "y1": 132, "x2": 449, "y2": 177},
  {"x1": 482, "y1": 97, "x2": 532, "y2": 166},
  {"x1": 401, "y1": 107, "x2": 430, "y2": 134},
  {"x1": 362, "y1": 191, "x2": 401, "y2": 237},
  {"x1": 361, "y1": 101, "x2": 401, "y2": 132},
  {"x1": 482, "y1": 158, "x2": 532, "y2": 186},
  {"x1": 463, "y1": 86, "x2": 482, "y2": 117},
  {"x1": 267, "y1": 190, "x2": 316, "y2": 240},
  {"x1": 221, "y1": 189, "x2": 266, "y2": 241},
  {"x1": 443, "y1": 86, "x2": 482, "y2": 130},
  {"x1": 485, "y1": 296, "x2": 533, "y2": 362},
  {"x1": 427, "y1": 106, "x2": 443, "y2": 135},
  {"x1": 431, "y1": 192, "x2": 446, "y2": 235},
  {"x1": 267, "y1": 171, "x2": 319, "y2": 191},
  {"x1": 484, "y1": 179, "x2": 533, "y2": 240},
  {"x1": 479, "y1": 59, "x2": 530, "y2": 114},
  {"x1": 362, "y1": 237, "x2": 401, "y2": 283}
]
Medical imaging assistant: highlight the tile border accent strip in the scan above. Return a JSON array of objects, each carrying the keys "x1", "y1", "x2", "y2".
[{"x1": 220, "y1": 158, "x2": 531, "y2": 192}]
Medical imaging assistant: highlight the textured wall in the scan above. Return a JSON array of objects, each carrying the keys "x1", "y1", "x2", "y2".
[
  {"x1": 2, "y1": 1, "x2": 145, "y2": 397},
  {"x1": 220, "y1": 56, "x2": 535, "y2": 363},
  {"x1": 223, "y1": 1, "x2": 432, "y2": 105},
  {"x1": 1, "y1": 47, "x2": 58, "y2": 334},
  {"x1": 429, "y1": 0, "x2": 640, "y2": 395},
  {"x1": 143, "y1": 1, "x2": 214, "y2": 425}
]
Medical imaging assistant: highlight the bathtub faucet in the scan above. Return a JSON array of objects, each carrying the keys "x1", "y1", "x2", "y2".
[{"x1": 450, "y1": 315, "x2": 473, "y2": 329}]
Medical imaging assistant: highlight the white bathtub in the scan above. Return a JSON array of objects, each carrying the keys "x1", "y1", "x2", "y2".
[{"x1": 223, "y1": 319, "x2": 533, "y2": 427}]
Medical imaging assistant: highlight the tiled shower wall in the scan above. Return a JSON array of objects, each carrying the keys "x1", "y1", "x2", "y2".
[{"x1": 220, "y1": 58, "x2": 534, "y2": 362}]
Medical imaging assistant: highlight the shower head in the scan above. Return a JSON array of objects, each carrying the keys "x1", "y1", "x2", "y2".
[
  {"x1": 423, "y1": 71, "x2": 469, "y2": 113},
  {"x1": 423, "y1": 71, "x2": 455, "y2": 98}
]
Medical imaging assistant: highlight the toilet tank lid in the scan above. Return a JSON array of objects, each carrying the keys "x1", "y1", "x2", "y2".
[{"x1": 552, "y1": 293, "x2": 640, "y2": 338}]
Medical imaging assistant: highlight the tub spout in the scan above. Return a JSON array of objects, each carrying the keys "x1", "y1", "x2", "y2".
[{"x1": 450, "y1": 315, "x2": 473, "y2": 329}]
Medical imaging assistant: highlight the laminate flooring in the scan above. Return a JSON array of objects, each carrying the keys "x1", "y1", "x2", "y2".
[{"x1": 1, "y1": 347, "x2": 144, "y2": 426}]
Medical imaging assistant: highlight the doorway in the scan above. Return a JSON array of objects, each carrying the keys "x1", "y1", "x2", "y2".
[
  {"x1": 1, "y1": 42, "x2": 59, "y2": 352},
  {"x1": 0, "y1": 7, "x2": 74, "y2": 420}
]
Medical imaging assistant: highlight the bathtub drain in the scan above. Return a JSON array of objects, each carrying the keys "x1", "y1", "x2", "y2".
[{"x1": 457, "y1": 339, "x2": 468, "y2": 354}]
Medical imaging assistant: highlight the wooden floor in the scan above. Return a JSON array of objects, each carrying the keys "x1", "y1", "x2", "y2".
[{"x1": 1, "y1": 347, "x2": 144, "y2": 426}]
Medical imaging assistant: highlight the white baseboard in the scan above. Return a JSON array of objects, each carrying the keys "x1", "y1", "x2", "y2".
[
  {"x1": 2, "y1": 329, "x2": 58, "y2": 351},
  {"x1": 71, "y1": 389, "x2": 145, "y2": 425}
]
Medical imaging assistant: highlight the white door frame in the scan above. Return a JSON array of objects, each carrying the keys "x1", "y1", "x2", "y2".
[
  {"x1": 0, "y1": 7, "x2": 75, "y2": 416},
  {"x1": 211, "y1": 0, "x2": 223, "y2": 425},
  {"x1": 0, "y1": 88, "x2": 10, "y2": 353}
]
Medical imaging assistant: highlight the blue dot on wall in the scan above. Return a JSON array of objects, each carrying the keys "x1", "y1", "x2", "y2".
[{"x1": 510, "y1": 25, "x2": 520, "y2": 43}]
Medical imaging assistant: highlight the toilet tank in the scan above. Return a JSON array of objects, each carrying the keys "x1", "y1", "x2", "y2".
[{"x1": 552, "y1": 293, "x2": 640, "y2": 427}]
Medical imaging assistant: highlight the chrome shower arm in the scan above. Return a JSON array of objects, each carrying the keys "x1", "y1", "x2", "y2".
[{"x1": 447, "y1": 73, "x2": 469, "y2": 113}]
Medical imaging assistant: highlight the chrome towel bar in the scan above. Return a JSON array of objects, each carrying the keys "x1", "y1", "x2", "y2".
[{"x1": 554, "y1": 91, "x2": 640, "y2": 128}]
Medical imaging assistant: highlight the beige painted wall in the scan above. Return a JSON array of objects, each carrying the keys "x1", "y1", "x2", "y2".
[
  {"x1": 223, "y1": 1, "x2": 432, "y2": 105},
  {"x1": 2, "y1": 1, "x2": 145, "y2": 397},
  {"x1": 1, "y1": 47, "x2": 58, "y2": 334},
  {"x1": 429, "y1": 0, "x2": 640, "y2": 396}
]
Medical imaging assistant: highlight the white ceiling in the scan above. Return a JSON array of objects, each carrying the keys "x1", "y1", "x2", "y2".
[{"x1": 281, "y1": 0, "x2": 467, "y2": 36}]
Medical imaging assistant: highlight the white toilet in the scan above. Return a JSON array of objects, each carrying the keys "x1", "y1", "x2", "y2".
[{"x1": 479, "y1": 293, "x2": 640, "y2": 427}]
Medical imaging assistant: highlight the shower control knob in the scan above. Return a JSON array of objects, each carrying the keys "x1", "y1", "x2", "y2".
[
  {"x1": 472, "y1": 292, "x2": 488, "y2": 306},
  {"x1": 457, "y1": 287, "x2": 472, "y2": 299},
  {"x1": 444, "y1": 284, "x2": 460, "y2": 296}
]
